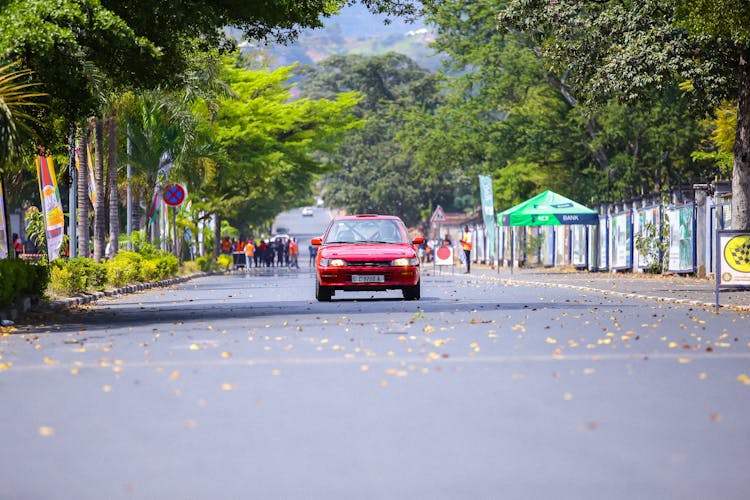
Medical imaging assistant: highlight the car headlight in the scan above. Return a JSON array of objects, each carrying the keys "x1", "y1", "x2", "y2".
[
  {"x1": 391, "y1": 257, "x2": 419, "y2": 266},
  {"x1": 320, "y1": 258, "x2": 347, "y2": 267}
]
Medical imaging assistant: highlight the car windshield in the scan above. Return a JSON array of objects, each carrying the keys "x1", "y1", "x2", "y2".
[{"x1": 324, "y1": 219, "x2": 407, "y2": 244}]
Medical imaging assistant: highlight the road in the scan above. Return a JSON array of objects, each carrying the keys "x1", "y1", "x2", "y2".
[{"x1": 1, "y1": 209, "x2": 749, "y2": 500}]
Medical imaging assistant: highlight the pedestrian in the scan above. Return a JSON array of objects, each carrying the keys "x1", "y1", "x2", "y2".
[
  {"x1": 289, "y1": 237, "x2": 299, "y2": 268},
  {"x1": 308, "y1": 242, "x2": 317, "y2": 266},
  {"x1": 221, "y1": 236, "x2": 232, "y2": 255},
  {"x1": 460, "y1": 225, "x2": 473, "y2": 273},
  {"x1": 12, "y1": 233, "x2": 23, "y2": 258},
  {"x1": 244, "y1": 239, "x2": 255, "y2": 270}
]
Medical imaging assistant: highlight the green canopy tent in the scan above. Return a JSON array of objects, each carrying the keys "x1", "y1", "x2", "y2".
[
  {"x1": 499, "y1": 190, "x2": 598, "y2": 227},
  {"x1": 497, "y1": 190, "x2": 598, "y2": 271}
]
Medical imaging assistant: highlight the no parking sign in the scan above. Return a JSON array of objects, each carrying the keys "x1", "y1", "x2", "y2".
[{"x1": 163, "y1": 183, "x2": 187, "y2": 207}]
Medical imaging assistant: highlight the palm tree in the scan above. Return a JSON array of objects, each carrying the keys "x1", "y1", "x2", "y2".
[
  {"x1": 0, "y1": 61, "x2": 46, "y2": 170},
  {"x1": 0, "y1": 61, "x2": 46, "y2": 258}
]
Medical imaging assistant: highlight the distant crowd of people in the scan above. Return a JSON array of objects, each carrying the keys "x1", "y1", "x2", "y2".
[{"x1": 222, "y1": 236, "x2": 300, "y2": 269}]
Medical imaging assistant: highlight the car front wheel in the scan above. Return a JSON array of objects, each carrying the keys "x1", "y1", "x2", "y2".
[
  {"x1": 402, "y1": 281, "x2": 420, "y2": 300},
  {"x1": 315, "y1": 279, "x2": 332, "y2": 302}
]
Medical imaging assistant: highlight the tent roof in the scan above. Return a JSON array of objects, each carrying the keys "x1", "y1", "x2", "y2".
[{"x1": 498, "y1": 190, "x2": 598, "y2": 226}]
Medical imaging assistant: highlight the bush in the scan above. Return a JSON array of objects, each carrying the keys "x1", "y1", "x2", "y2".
[
  {"x1": 106, "y1": 252, "x2": 143, "y2": 283},
  {"x1": 196, "y1": 256, "x2": 214, "y2": 272},
  {"x1": 51, "y1": 258, "x2": 107, "y2": 294},
  {"x1": 217, "y1": 254, "x2": 232, "y2": 271},
  {"x1": 155, "y1": 255, "x2": 179, "y2": 279},
  {"x1": 181, "y1": 260, "x2": 201, "y2": 275}
]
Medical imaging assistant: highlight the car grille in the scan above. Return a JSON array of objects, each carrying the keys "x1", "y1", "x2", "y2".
[{"x1": 348, "y1": 260, "x2": 391, "y2": 267}]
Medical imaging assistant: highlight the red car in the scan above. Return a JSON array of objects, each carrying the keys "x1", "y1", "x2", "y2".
[{"x1": 312, "y1": 214, "x2": 424, "y2": 301}]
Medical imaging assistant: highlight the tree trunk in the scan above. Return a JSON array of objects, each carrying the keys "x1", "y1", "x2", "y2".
[
  {"x1": 733, "y1": 47, "x2": 750, "y2": 231},
  {"x1": 76, "y1": 129, "x2": 90, "y2": 258},
  {"x1": 93, "y1": 118, "x2": 105, "y2": 262},
  {"x1": 107, "y1": 112, "x2": 119, "y2": 257},
  {"x1": 213, "y1": 213, "x2": 221, "y2": 259}
]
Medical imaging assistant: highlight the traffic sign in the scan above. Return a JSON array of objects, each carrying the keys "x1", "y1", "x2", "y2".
[
  {"x1": 430, "y1": 205, "x2": 446, "y2": 223},
  {"x1": 435, "y1": 245, "x2": 453, "y2": 266},
  {"x1": 163, "y1": 183, "x2": 186, "y2": 207}
]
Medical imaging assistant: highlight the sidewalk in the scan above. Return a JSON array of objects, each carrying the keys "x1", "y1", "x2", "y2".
[{"x1": 431, "y1": 263, "x2": 750, "y2": 312}]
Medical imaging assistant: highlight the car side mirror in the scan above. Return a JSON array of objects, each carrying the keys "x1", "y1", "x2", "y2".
[
  {"x1": 412, "y1": 236, "x2": 425, "y2": 245},
  {"x1": 311, "y1": 237, "x2": 322, "y2": 245}
]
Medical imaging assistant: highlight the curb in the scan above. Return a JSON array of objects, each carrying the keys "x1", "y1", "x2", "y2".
[
  {"x1": 0, "y1": 272, "x2": 210, "y2": 322},
  {"x1": 463, "y1": 271, "x2": 750, "y2": 312}
]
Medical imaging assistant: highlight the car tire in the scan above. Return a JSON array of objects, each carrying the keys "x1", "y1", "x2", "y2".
[
  {"x1": 316, "y1": 279, "x2": 332, "y2": 302},
  {"x1": 402, "y1": 281, "x2": 420, "y2": 300}
]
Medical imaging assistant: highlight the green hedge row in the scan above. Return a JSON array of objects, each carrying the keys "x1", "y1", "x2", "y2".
[
  {"x1": 0, "y1": 260, "x2": 50, "y2": 308},
  {"x1": 49, "y1": 250, "x2": 180, "y2": 295}
]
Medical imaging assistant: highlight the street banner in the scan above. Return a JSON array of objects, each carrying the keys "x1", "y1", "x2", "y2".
[
  {"x1": 716, "y1": 230, "x2": 750, "y2": 311},
  {"x1": 0, "y1": 179, "x2": 8, "y2": 259},
  {"x1": 74, "y1": 145, "x2": 97, "y2": 205},
  {"x1": 667, "y1": 204, "x2": 695, "y2": 273},
  {"x1": 36, "y1": 154, "x2": 65, "y2": 260},
  {"x1": 478, "y1": 175, "x2": 495, "y2": 259},
  {"x1": 610, "y1": 211, "x2": 632, "y2": 269}
]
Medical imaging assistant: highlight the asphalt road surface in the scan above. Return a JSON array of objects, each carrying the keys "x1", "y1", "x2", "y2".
[
  {"x1": 2, "y1": 266, "x2": 750, "y2": 500},
  {"x1": 1, "y1": 209, "x2": 749, "y2": 499}
]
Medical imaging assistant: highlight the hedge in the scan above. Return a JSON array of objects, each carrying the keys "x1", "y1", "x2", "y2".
[{"x1": 0, "y1": 259, "x2": 50, "y2": 308}]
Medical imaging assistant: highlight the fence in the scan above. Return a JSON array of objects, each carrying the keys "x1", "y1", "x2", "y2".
[{"x1": 462, "y1": 184, "x2": 732, "y2": 277}]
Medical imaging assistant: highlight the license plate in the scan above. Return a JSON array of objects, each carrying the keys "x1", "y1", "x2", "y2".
[{"x1": 352, "y1": 274, "x2": 385, "y2": 283}]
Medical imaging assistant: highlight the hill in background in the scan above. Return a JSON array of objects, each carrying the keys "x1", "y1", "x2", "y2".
[{"x1": 239, "y1": 4, "x2": 443, "y2": 71}]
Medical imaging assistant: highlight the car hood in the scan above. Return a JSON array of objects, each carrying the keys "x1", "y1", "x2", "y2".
[{"x1": 319, "y1": 243, "x2": 416, "y2": 261}]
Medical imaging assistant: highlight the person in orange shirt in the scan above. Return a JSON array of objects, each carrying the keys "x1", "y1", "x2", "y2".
[
  {"x1": 244, "y1": 239, "x2": 255, "y2": 270},
  {"x1": 460, "y1": 225, "x2": 473, "y2": 273},
  {"x1": 288, "y1": 237, "x2": 299, "y2": 268},
  {"x1": 221, "y1": 236, "x2": 232, "y2": 255}
]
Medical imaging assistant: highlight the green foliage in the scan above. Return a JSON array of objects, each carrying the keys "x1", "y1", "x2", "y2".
[
  {"x1": 105, "y1": 251, "x2": 143, "y2": 285},
  {"x1": 299, "y1": 52, "x2": 454, "y2": 226},
  {"x1": 0, "y1": 260, "x2": 49, "y2": 307},
  {"x1": 217, "y1": 254, "x2": 233, "y2": 271},
  {"x1": 635, "y1": 221, "x2": 671, "y2": 274},
  {"x1": 24, "y1": 209, "x2": 47, "y2": 259},
  {"x1": 202, "y1": 55, "x2": 362, "y2": 230},
  {"x1": 195, "y1": 256, "x2": 215, "y2": 272}
]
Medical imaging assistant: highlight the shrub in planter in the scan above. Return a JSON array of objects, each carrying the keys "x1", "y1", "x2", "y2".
[
  {"x1": 105, "y1": 252, "x2": 143, "y2": 287},
  {"x1": 140, "y1": 259, "x2": 160, "y2": 281},
  {"x1": 60, "y1": 258, "x2": 107, "y2": 293},
  {"x1": 217, "y1": 254, "x2": 232, "y2": 270},
  {"x1": 155, "y1": 255, "x2": 179, "y2": 279},
  {"x1": 0, "y1": 260, "x2": 23, "y2": 307},
  {"x1": 196, "y1": 256, "x2": 213, "y2": 272},
  {"x1": 108, "y1": 252, "x2": 143, "y2": 283},
  {"x1": 50, "y1": 265, "x2": 77, "y2": 295}
]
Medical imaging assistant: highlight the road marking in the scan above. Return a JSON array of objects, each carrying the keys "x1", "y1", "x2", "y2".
[{"x1": 5, "y1": 351, "x2": 750, "y2": 373}]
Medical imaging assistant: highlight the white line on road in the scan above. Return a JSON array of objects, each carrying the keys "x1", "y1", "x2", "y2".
[{"x1": 5, "y1": 351, "x2": 750, "y2": 373}]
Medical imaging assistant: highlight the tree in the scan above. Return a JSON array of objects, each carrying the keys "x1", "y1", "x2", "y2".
[
  {"x1": 498, "y1": 0, "x2": 750, "y2": 229},
  {"x1": 205, "y1": 56, "x2": 362, "y2": 235},
  {"x1": 298, "y1": 52, "x2": 457, "y2": 225}
]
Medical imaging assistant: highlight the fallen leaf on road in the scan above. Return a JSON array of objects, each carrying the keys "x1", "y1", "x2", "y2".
[
  {"x1": 737, "y1": 374, "x2": 750, "y2": 385},
  {"x1": 38, "y1": 426, "x2": 55, "y2": 437}
]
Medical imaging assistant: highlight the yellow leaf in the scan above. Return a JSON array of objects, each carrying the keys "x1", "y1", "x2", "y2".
[
  {"x1": 221, "y1": 352, "x2": 232, "y2": 359},
  {"x1": 169, "y1": 371, "x2": 181, "y2": 381},
  {"x1": 737, "y1": 374, "x2": 750, "y2": 385},
  {"x1": 221, "y1": 383, "x2": 235, "y2": 391},
  {"x1": 423, "y1": 325, "x2": 435, "y2": 334},
  {"x1": 102, "y1": 385, "x2": 113, "y2": 393},
  {"x1": 546, "y1": 337, "x2": 557, "y2": 344},
  {"x1": 38, "y1": 426, "x2": 55, "y2": 437},
  {"x1": 189, "y1": 343, "x2": 200, "y2": 351}
]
